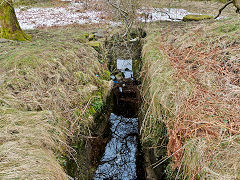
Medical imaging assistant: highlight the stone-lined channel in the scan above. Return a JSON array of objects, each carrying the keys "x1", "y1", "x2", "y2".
[
  {"x1": 94, "y1": 70, "x2": 144, "y2": 179},
  {"x1": 92, "y1": 29, "x2": 146, "y2": 179}
]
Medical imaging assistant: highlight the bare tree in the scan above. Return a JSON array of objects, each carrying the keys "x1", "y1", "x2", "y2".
[
  {"x1": 0, "y1": 0, "x2": 31, "y2": 41},
  {"x1": 215, "y1": 0, "x2": 240, "y2": 19},
  {"x1": 106, "y1": 0, "x2": 142, "y2": 36}
]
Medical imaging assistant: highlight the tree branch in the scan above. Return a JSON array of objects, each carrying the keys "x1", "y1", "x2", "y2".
[
  {"x1": 214, "y1": 0, "x2": 233, "y2": 19},
  {"x1": 154, "y1": 8, "x2": 182, "y2": 21},
  {"x1": 106, "y1": 0, "x2": 129, "y2": 18}
]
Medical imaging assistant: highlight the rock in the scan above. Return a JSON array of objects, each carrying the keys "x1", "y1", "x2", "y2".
[
  {"x1": 183, "y1": 14, "x2": 213, "y2": 21},
  {"x1": 87, "y1": 41, "x2": 101, "y2": 48},
  {"x1": 115, "y1": 72, "x2": 124, "y2": 80},
  {"x1": 110, "y1": 75, "x2": 115, "y2": 80},
  {"x1": 88, "y1": 34, "x2": 95, "y2": 41},
  {"x1": 94, "y1": 30, "x2": 105, "y2": 38}
]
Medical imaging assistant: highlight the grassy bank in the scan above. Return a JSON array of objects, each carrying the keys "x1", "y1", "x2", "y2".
[
  {"x1": 141, "y1": 17, "x2": 240, "y2": 179},
  {"x1": 0, "y1": 25, "x2": 111, "y2": 179}
]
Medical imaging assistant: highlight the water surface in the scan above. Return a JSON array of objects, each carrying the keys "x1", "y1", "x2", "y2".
[{"x1": 95, "y1": 113, "x2": 138, "y2": 180}]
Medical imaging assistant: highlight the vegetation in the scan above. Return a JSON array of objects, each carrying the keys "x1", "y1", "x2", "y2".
[
  {"x1": 183, "y1": 14, "x2": 213, "y2": 21},
  {"x1": 106, "y1": 0, "x2": 143, "y2": 36},
  {"x1": 0, "y1": 0, "x2": 239, "y2": 179},
  {"x1": 0, "y1": 26, "x2": 111, "y2": 179},
  {"x1": 0, "y1": 0, "x2": 31, "y2": 41},
  {"x1": 141, "y1": 17, "x2": 240, "y2": 179}
]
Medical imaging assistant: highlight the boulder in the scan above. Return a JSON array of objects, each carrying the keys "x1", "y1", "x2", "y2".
[
  {"x1": 183, "y1": 14, "x2": 213, "y2": 21},
  {"x1": 94, "y1": 30, "x2": 105, "y2": 38},
  {"x1": 88, "y1": 34, "x2": 95, "y2": 41},
  {"x1": 87, "y1": 41, "x2": 101, "y2": 48}
]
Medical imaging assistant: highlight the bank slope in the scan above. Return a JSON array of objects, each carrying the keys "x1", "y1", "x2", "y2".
[
  {"x1": 141, "y1": 19, "x2": 240, "y2": 179},
  {"x1": 0, "y1": 27, "x2": 111, "y2": 179}
]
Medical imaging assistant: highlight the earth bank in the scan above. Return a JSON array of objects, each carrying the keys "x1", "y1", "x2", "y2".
[{"x1": 0, "y1": 26, "x2": 112, "y2": 179}]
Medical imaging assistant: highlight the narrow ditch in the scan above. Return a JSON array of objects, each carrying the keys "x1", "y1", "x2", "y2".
[
  {"x1": 94, "y1": 29, "x2": 146, "y2": 179},
  {"x1": 94, "y1": 79, "x2": 144, "y2": 179},
  {"x1": 67, "y1": 28, "x2": 168, "y2": 179}
]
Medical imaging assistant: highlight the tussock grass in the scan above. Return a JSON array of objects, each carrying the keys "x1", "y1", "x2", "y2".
[
  {"x1": 0, "y1": 26, "x2": 111, "y2": 179},
  {"x1": 0, "y1": 108, "x2": 67, "y2": 179},
  {"x1": 141, "y1": 16, "x2": 240, "y2": 179}
]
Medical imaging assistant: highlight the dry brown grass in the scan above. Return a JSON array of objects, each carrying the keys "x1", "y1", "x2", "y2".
[
  {"x1": 141, "y1": 16, "x2": 240, "y2": 179},
  {"x1": 0, "y1": 26, "x2": 111, "y2": 179},
  {"x1": 0, "y1": 108, "x2": 67, "y2": 179}
]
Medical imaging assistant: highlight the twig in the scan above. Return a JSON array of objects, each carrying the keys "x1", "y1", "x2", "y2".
[
  {"x1": 0, "y1": 0, "x2": 11, "y2": 6},
  {"x1": 106, "y1": 0, "x2": 135, "y2": 37},
  {"x1": 150, "y1": 142, "x2": 189, "y2": 169},
  {"x1": 154, "y1": 8, "x2": 182, "y2": 21},
  {"x1": 214, "y1": 0, "x2": 233, "y2": 19},
  {"x1": 106, "y1": 0, "x2": 128, "y2": 18}
]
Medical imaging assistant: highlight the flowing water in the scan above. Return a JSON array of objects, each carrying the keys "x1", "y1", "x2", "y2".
[
  {"x1": 94, "y1": 113, "x2": 138, "y2": 179},
  {"x1": 94, "y1": 59, "x2": 143, "y2": 179}
]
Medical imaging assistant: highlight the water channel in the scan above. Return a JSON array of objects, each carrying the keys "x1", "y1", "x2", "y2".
[{"x1": 94, "y1": 59, "x2": 144, "y2": 179}]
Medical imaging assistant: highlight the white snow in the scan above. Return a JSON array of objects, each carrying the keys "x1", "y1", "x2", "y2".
[
  {"x1": 117, "y1": 59, "x2": 132, "y2": 71},
  {"x1": 13, "y1": 1, "x2": 197, "y2": 30},
  {"x1": 117, "y1": 59, "x2": 133, "y2": 79},
  {"x1": 138, "y1": 8, "x2": 192, "y2": 22},
  {"x1": 15, "y1": 6, "x2": 105, "y2": 29}
]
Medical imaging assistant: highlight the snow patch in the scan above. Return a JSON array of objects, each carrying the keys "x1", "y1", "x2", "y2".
[
  {"x1": 13, "y1": 2, "x2": 197, "y2": 30},
  {"x1": 138, "y1": 8, "x2": 191, "y2": 22},
  {"x1": 15, "y1": 6, "x2": 105, "y2": 30}
]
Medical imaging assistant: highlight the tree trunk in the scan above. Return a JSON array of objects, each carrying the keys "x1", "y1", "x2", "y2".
[{"x1": 0, "y1": 0, "x2": 31, "y2": 41}]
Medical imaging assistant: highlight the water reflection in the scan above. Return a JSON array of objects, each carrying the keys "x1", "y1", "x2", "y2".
[{"x1": 95, "y1": 113, "x2": 138, "y2": 180}]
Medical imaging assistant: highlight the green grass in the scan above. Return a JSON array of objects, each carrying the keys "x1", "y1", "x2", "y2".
[
  {"x1": 0, "y1": 25, "x2": 111, "y2": 179},
  {"x1": 13, "y1": 0, "x2": 65, "y2": 8}
]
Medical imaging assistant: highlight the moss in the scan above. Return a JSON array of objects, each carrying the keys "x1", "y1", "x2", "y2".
[
  {"x1": 102, "y1": 70, "x2": 111, "y2": 81},
  {"x1": 87, "y1": 41, "x2": 101, "y2": 52},
  {"x1": 89, "y1": 95, "x2": 104, "y2": 115},
  {"x1": 132, "y1": 59, "x2": 141, "y2": 79},
  {"x1": 88, "y1": 34, "x2": 95, "y2": 41},
  {"x1": 115, "y1": 72, "x2": 124, "y2": 80},
  {"x1": 89, "y1": 105, "x2": 96, "y2": 114},
  {"x1": 0, "y1": 1, "x2": 32, "y2": 41},
  {"x1": 87, "y1": 41, "x2": 101, "y2": 47},
  {"x1": 183, "y1": 14, "x2": 213, "y2": 21},
  {"x1": 84, "y1": 33, "x2": 89, "y2": 38},
  {"x1": 77, "y1": 34, "x2": 88, "y2": 43}
]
